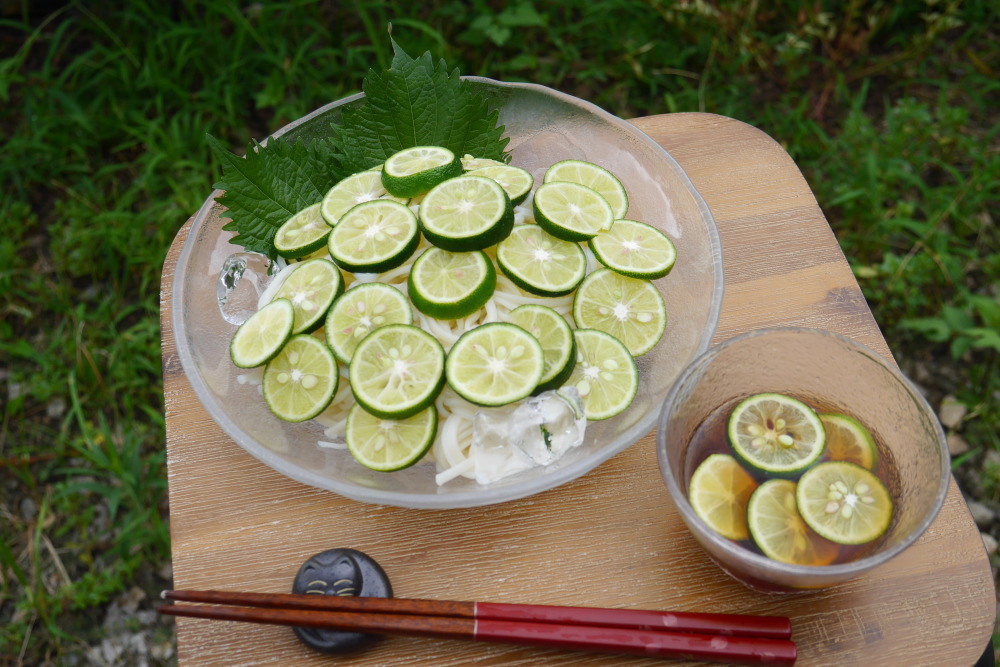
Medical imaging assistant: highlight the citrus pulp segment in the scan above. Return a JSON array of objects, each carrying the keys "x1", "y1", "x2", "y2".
[
  {"x1": 229, "y1": 298, "x2": 295, "y2": 369},
  {"x1": 407, "y1": 247, "x2": 496, "y2": 320},
  {"x1": 588, "y1": 219, "x2": 677, "y2": 280},
  {"x1": 273, "y1": 203, "x2": 331, "y2": 259},
  {"x1": 564, "y1": 328, "x2": 638, "y2": 420},
  {"x1": 796, "y1": 461, "x2": 894, "y2": 545},
  {"x1": 418, "y1": 175, "x2": 514, "y2": 251},
  {"x1": 533, "y1": 181, "x2": 614, "y2": 242},
  {"x1": 726, "y1": 393, "x2": 826, "y2": 476},
  {"x1": 271, "y1": 257, "x2": 344, "y2": 334},
  {"x1": 542, "y1": 159, "x2": 629, "y2": 219},
  {"x1": 469, "y1": 165, "x2": 534, "y2": 206},
  {"x1": 262, "y1": 334, "x2": 339, "y2": 422},
  {"x1": 349, "y1": 324, "x2": 446, "y2": 419},
  {"x1": 746, "y1": 479, "x2": 840, "y2": 566},
  {"x1": 321, "y1": 170, "x2": 408, "y2": 226},
  {"x1": 820, "y1": 413, "x2": 879, "y2": 470},
  {"x1": 571, "y1": 268, "x2": 667, "y2": 357},
  {"x1": 445, "y1": 322, "x2": 545, "y2": 406},
  {"x1": 325, "y1": 283, "x2": 413, "y2": 364},
  {"x1": 326, "y1": 199, "x2": 420, "y2": 274},
  {"x1": 687, "y1": 453, "x2": 757, "y2": 541},
  {"x1": 346, "y1": 403, "x2": 438, "y2": 472},
  {"x1": 506, "y1": 304, "x2": 576, "y2": 394},
  {"x1": 381, "y1": 145, "x2": 463, "y2": 198},
  {"x1": 496, "y1": 224, "x2": 587, "y2": 297}
]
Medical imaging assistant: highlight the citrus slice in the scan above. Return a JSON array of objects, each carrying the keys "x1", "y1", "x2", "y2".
[
  {"x1": 229, "y1": 298, "x2": 295, "y2": 368},
  {"x1": 726, "y1": 393, "x2": 826, "y2": 476},
  {"x1": 461, "y1": 155, "x2": 507, "y2": 171},
  {"x1": 588, "y1": 219, "x2": 677, "y2": 280},
  {"x1": 349, "y1": 324, "x2": 446, "y2": 419},
  {"x1": 346, "y1": 403, "x2": 438, "y2": 472},
  {"x1": 262, "y1": 334, "x2": 339, "y2": 422},
  {"x1": 469, "y1": 165, "x2": 534, "y2": 206},
  {"x1": 325, "y1": 283, "x2": 413, "y2": 364},
  {"x1": 506, "y1": 304, "x2": 576, "y2": 394},
  {"x1": 746, "y1": 479, "x2": 840, "y2": 566},
  {"x1": 381, "y1": 145, "x2": 463, "y2": 198},
  {"x1": 572, "y1": 268, "x2": 666, "y2": 357},
  {"x1": 687, "y1": 453, "x2": 757, "y2": 541},
  {"x1": 407, "y1": 247, "x2": 496, "y2": 320},
  {"x1": 796, "y1": 461, "x2": 894, "y2": 545},
  {"x1": 564, "y1": 328, "x2": 638, "y2": 420},
  {"x1": 273, "y1": 203, "x2": 331, "y2": 259},
  {"x1": 445, "y1": 322, "x2": 545, "y2": 406},
  {"x1": 321, "y1": 170, "x2": 408, "y2": 226},
  {"x1": 271, "y1": 257, "x2": 344, "y2": 334},
  {"x1": 543, "y1": 159, "x2": 629, "y2": 219},
  {"x1": 496, "y1": 224, "x2": 587, "y2": 297},
  {"x1": 327, "y1": 199, "x2": 420, "y2": 274},
  {"x1": 533, "y1": 181, "x2": 614, "y2": 242},
  {"x1": 820, "y1": 413, "x2": 879, "y2": 470},
  {"x1": 418, "y1": 175, "x2": 514, "y2": 251}
]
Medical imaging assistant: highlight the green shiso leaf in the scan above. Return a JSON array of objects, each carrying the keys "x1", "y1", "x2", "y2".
[
  {"x1": 209, "y1": 40, "x2": 510, "y2": 259},
  {"x1": 209, "y1": 135, "x2": 345, "y2": 259}
]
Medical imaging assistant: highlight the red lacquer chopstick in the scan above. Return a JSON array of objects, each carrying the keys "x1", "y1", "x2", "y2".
[{"x1": 162, "y1": 589, "x2": 792, "y2": 640}]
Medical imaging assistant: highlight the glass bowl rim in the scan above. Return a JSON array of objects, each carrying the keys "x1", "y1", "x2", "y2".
[
  {"x1": 172, "y1": 77, "x2": 725, "y2": 508},
  {"x1": 655, "y1": 326, "x2": 951, "y2": 578}
]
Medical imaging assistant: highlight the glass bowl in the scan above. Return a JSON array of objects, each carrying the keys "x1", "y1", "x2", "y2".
[
  {"x1": 656, "y1": 327, "x2": 950, "y2": 591},
  {"x1": 172, "y1": 78, "x2": 724, "y2": 508}
]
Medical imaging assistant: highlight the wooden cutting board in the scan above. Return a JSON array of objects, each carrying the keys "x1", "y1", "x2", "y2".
[{"x1": 160, "y1": 112, "x2": 995, "y2": 666}]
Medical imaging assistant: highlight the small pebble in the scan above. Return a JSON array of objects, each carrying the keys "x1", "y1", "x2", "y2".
[
  {"x1": 967, "y1": 500, "x2": 995, "y2": 529},
  {"x1": 981, "y1": 532, "x2": 998, "y2": 557},
  {"x1": 947, "y1": 433, "x2": 970, "y2": 456},
  {"x1": 938, "y1": 395, "x2": 967, "y2": 429}
]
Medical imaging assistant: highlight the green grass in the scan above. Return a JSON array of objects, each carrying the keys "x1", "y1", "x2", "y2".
[{"x1": 1, "y1": 0, "x2": 998, "y2": 663}]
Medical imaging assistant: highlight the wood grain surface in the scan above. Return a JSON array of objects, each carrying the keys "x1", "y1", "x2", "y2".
[{"x1": 160, "y1": 112, "x2": 995, "y2": 666}]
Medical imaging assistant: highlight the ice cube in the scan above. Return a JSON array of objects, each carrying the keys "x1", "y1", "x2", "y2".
[
  {"x1": 471, "y1": 388, "x2": 587, "y2": 484},
  {"x1": 217, "y1": 252, "x2": 278, "y2": 325}
]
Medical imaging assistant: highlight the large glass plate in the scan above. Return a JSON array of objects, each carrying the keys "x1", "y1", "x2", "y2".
[{"x1": 172, "y1": 78, "x2": 724, "y2": 508}]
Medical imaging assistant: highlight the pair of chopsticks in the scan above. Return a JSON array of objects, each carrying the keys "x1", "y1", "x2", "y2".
[{"x1": 159, "y1": 590, "x2": 796, "y2": 665}]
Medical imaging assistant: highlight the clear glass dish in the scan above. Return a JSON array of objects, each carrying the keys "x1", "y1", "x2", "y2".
[
  {"x1": 172, "y1": 78, "x2": 724, "y2": 508},
  {"x1": 656, "y1": 327, "x2": 950, "y2": 591}
]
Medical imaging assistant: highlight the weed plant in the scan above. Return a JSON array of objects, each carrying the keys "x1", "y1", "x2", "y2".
[{"x1": 1, "y1": 1, "x2": 997, "y2": 663}]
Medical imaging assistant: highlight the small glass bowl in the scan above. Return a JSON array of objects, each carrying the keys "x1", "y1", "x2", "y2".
[{"x1": 656, "y1": 327, "x2": 950, "y2": 592}]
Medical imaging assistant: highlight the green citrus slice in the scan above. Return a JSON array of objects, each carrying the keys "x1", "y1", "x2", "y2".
[
  {"x1": 469, "y1": 165, "x2": 534, "y2": 206},
  {"x1": 572, "y1": 268, "x2": 666, "y2": 357},
  {"x1": 325, "y1": 283, "x2": 413, "y2": 364},
  {"x1": 273, "y1": 203, "x2": 331, "y2": 259},
  {"x1": 687, "y1": 453, "x2": 757, "y2": 541},
  {"x1": 381, "y1": 145, "x2": 463, "y2": 198},
  {"x1": 747, "y1": 479, "x2": 841, "y2": 566},
  {"x1": 588, "y1": 219, "x2": 677, "y2": 280},
  {"x1": 533, "y1": 181, "x2": 614, "y2": 242},
  {"x1": 327, "y1": 199, "x2": 420, "y2": 274},
  {"x1": 418, "y1": 175, "x2": 514, "y2": 251},
  {"x1": 271, "y1": 257, "x2": 344, "y2": 334},
  {"x1": 796, "y1": 461, "x2": 894, "y2": 545},
  {"x1": 262, "y1": 334, "x2": 339, "y2": 422},
  {"x1": 505, "y1": 304, "x2": 576, "y2": 394},
  {"x1": 496, "y1": 224, "x2": 587, "y2": 297},
  {"x1": 345, "y1": 403, "x2": 438, "y2": 472},
  {"x1": 727, "y1": 393, "x2": 826, "y2": 476},
  {"x1": 543, "y1": 159, "x2": 629, "y2": 219},
  {"x1": 321, "y1": 170, "x2": 408, "y2": 227},
  {"x1": 461, "y1": 155, "x2": 507, "y2": 171},
  {"x1": 407, "y1": 247, "x2": 496, "y2": 320},
  {"x1": 349, "y1": 324, "x2": 446, "y2": 419},
  {"x1": 564, "y1": 328, "x2": 638, "y2": 420},
  {"x1": 820, "y1": 413, "x2": 879, "y2": 470},
  {"x1": 229, "y1": 298, "x2": 295, "y2": 368},
  {"x1": 445, "y1": 322, "x2": 545, "y2": 406}
]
